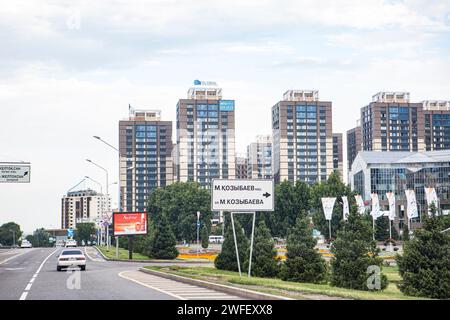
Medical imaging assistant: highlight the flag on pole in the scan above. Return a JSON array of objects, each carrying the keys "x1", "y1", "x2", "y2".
[
  {"x1": 321, "y1": 197, "x2": 336, "y2": 221},
  {"x1": 342, "y1": 196, "x2": 349, "y2": 221},
  {"x1": 371, "y1": 193, "x2": 383, "y2": 219},
  {"x1": 405, "y1": 189, "x2": 419, "y2": 219},
  {"x1": 386, "y1": 192, "x2": 396, "y2": 221},
  {"x1": 424, "y1": 187, "x2": 439, "y2": 216},
  {"x1": 355, "y1": 195, "x2": 366, "y2": 215}
]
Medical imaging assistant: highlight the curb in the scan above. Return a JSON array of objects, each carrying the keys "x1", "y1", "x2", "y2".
[
  {"x1": 93, "y1": 247, "x2": 213, "y2": 264},
  {"x1": 139, "y1": 268, "x2": 292, "y2": 300}
]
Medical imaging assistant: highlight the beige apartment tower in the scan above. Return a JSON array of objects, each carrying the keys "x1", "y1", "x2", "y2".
[{"x1": 272, "y1": 90, "x2": 334, "y2": 184}]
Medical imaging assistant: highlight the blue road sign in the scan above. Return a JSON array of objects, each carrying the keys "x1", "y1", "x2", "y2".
[{"x1": 67, "y1": 228, "x2": 74, "y2": 237}]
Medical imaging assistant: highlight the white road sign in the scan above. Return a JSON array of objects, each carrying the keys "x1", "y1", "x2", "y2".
[
  {"x1": 0, "y1": 163, "x2": 31, "y2": 183},
  {"x1": 211, "y1": 179, "x2": 274, "y2": 212}
]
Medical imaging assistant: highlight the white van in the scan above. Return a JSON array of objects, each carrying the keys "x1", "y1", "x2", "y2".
[{"x1": 209, "y1": 236, "x2": 224, "y2": 244}]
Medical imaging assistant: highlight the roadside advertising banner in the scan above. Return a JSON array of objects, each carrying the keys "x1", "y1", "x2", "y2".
[{"x1": 113, "y1": 212, "x2": 148, "y2": 236}]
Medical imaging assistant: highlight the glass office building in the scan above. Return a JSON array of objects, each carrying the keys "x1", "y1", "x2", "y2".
[
  {"x1": 176, "y1": 81, "x2": 236, "y2": 188},
  {"x1": 350, "y1": 150, "x2": 450, "y2": 231},
  {"x1": 119, "y1": 109, "x2": 173, "y2": 212},
  {"x1": 272, "y1": 90, "x2": 335, "y2": 184}
]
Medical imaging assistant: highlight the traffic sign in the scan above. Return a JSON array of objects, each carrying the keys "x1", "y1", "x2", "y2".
[
  {"x1": 211, "y1": 179, "x2": 274, "y2": 212},
  {"x1": 0, "y1": 162, "x2": 31, "y2": 183},
  {"x1": 67, "y1": 228, "x2": 74, "y2": 238}
]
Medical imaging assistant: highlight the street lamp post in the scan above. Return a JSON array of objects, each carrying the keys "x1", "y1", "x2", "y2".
[
  {"x1": 86, "y1": 159, "x2": 110, "y2": 250},
  {"x1": 93, "y1": 136, "x2": 121, "y2": 259}
]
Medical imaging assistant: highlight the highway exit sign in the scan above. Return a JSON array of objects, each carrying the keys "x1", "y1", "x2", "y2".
[{"x1": 211, "y1": 179, "x2": 274, "y2": 212}]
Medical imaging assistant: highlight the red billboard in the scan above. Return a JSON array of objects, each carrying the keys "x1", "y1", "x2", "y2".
[{"x1": 113, "y1": 212, "x2": 148, "y2": 236}]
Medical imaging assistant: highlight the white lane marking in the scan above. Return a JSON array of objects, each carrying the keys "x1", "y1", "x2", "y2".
[
  {"x1": 0, "y1": 249, "x2": 33, "y2": 266},
  {"x1": 19, "y1": 249, "x2": 58, "y2": 301},
  {"x1": 84, "y1": 247, "x2": 104, "y2": 262},
  {"x1": 118, "y1": 271, "x2": 185, "y2": 300}
]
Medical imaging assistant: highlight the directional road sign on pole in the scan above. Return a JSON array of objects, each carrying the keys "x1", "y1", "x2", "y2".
[
  {"x1": 211, "y1": 179, "x2": 274, "y2": 212},
  {"x1": 0, "y1": 162, "x2": 31, "y2": 183}
]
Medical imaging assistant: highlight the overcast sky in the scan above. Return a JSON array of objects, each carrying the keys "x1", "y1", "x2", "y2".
[{"x1": 1, "y1": 0, "x2": 449, "y2": 233}]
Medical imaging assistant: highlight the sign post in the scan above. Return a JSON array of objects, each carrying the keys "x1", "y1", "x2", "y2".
[
  {"x1": 212, "y1": 179, "x2": 274, "y2": 278},
  {"x1": 197, "y1": 211, "x2": 201, "y2": 257}
]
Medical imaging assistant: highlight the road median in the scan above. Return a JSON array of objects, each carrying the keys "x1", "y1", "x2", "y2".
[{"x1": 139, "y1": 267, "x2": 291, "y2": 300}]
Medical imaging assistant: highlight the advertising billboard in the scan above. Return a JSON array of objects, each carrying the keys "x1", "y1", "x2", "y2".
[{"x1": 113, "y1": 212, "x2": 148, "y2": 236}]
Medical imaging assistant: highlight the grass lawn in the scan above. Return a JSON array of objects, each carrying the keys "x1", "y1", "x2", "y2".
[
  {"x1": 144, "y1": 265, "x2": 426, "y2": 300},
  {"x1": 96, "y1": 246, "x2": 152, "y2": 261}
]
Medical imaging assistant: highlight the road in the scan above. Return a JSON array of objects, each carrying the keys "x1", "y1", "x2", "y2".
[{"x1": 0, "y1": 247, "x2": 241, "y2": 300}]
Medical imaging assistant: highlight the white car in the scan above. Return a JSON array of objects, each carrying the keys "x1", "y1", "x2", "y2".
[
  {"x1": 57, "y1": 249, "x2": 86, "y2": 271},
  {"x1": 20, "y1": 240, "x2": 32, "y2": 248},
  {"x1": 65, "y1": 239, "x2": 77, "y2": 247}
]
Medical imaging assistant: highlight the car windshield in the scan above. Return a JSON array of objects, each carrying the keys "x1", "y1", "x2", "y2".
[{"x1": 61, "y1": 250, "x2": 82, "y2": 256}]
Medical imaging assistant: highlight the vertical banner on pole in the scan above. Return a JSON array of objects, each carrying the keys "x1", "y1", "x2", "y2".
[
  {"x1": 355, "y1": 195, "x2": 366, "y2": 215},
  {"x1": 386, "y1": 192, "x2": 396, "y2": 252},
  {"x1": 386, "y1": 192, "x2": 396, "y2": 221},
  {"x1": 342, "y1": 196, "x2": 349, "y2": 221},
  {"x1": 405, "y1": 189, "x2": 419, "y2": 219},
  {"x1": 371, "y1": 193, "x2": 382, "y2": 240},
  {"x1": 424, "y1": 187, "x2": 439, "y2": 217},
  {"x1": 321, "y1": 197, "x2": 336, "y2": 240}
]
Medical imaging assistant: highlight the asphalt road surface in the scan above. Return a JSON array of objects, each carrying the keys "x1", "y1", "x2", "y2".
[{"x1": 0, "y1": 247, "x2": 235, "y2": 300}]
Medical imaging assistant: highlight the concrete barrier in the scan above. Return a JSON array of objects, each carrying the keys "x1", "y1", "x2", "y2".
[{"x1": 139, "y1": 267, "x2": 291, "y2": 300}]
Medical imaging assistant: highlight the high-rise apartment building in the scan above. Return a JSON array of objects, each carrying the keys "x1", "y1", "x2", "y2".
[
  {"x1": 361, "y1": 92, "x2": 425, "y2": 152},
  {"x1": 247, "y1": 135, "x2": 272, "y2": 179},
  {"x1": 332, "y1": 133, "x2": 344, "y2": 178},
  {"x1": 119, "y1": 108, "x2": 173, "y2": 212},
  {"x1": 176, "y1": 80, "x2": 236, "y2": 188},
  {"x1": 346, "y1": 124, "x2": 362, "y2": 173},
  {"x1": 423, "y1": 100, "x2": 450, "y2": 150},
  {"x1": 61, "y1": 189, "x2": 110, "y2": 229},
  {"x1": 348, "y1": 93, "x2": 450, "y2": 173},
  {"x1": 272, "y1": 90, "x2": 334, "y2": 184},
  {"x1": 235, "y1": 156, "x2": 248, "y2": 179}
]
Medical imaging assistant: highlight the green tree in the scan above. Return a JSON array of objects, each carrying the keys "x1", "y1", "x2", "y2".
[
  {"x1": 26, "y1": 228, "x2": 52, "y2": 247},
  {"x1": 201, "y1": 226, "x2": 209, "y2": 249},
  {"x1": 402, "y1": 221, "x2": 410, "y2": 241},
  {"x1": 75, "y1": 223, "x2": 96, "y2": 245},
  {"x1": 150, "y1": 212, "x2": 178, "y2": 260},
  {"x1": 396, "y1": 204, "x2": 450, "y2": 299},
  {"x1": 331, "y1": 211, "x2": 388, "y2": 291},
  {"x1": 0, "y1": 222, "x2": 22, "y2": 246},
  {"x1": 375, "y1": 217, "x2": 399, "y2": 241},
  {"x1": 244, "y1": 220, "x2": 279, "y2": 278},
  {"x1": 262, "y1": 180, "x2": 311, "y2": 238},
  {"x1": 281, "y1": 216, "x2": 327, "y2": 283},
  {"x1": 311, "y1": 171, "x2": 354, "y2": 240},
  {"x1": 148, "y1": 182, "x2": 211, "y2": 242},
  {"x1": 215, "y1": 215, "x2": 249, "y2": 272}
]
